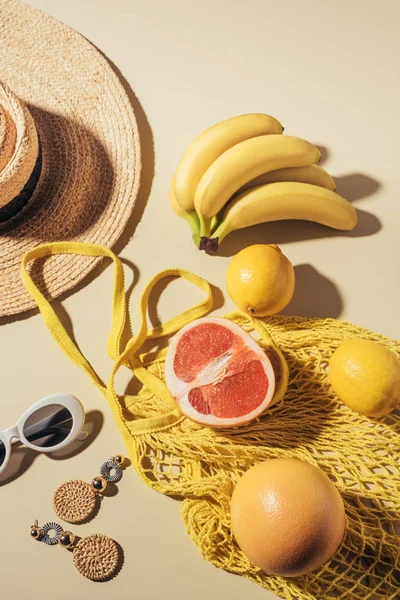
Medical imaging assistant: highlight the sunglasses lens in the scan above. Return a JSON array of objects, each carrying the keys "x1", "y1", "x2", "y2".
[
  {"x1": 23, "y1": 404, "x2": 74, "y2": 448},
  {"x1": 0, "y1": 439, "x2": 6, "y2": 467}
]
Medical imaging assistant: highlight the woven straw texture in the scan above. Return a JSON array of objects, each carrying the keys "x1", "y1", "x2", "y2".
[
  {"x1": 21, "y1": 246, "x2": 400, "y2": 600},
  {"x1": 0, "y1": 82, "x2": 39, "y2": 209},
  {"x1": 0, "y1": 0, "x2": 141, "y2": 316},
  {"x1": 0, "y1": 104, "x2": 16, "y2": 174},
  {"x1": 72, "y1": 534, "x2": 119, "y2": 581},
  {"x1": 53, "y1": 479, "x2": 96, "y2": 524}
]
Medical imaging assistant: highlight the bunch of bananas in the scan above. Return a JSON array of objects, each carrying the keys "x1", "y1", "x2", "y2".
[{"x1": 170, "y1": 114, "x2": 358, "y2": 251}]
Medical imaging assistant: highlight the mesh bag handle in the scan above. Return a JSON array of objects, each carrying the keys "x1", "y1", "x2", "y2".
[
  {"x1": 21, "y1": 242, "x2": 129, "y2": 393},
  {"x1": 21, "y1": 242, "x2": 214, "y2": 432}
]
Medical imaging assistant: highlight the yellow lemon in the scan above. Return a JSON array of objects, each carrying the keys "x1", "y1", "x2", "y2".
[
  {"x1": 329, "y1": 339, "x2": 400, "y2": 417},
  {"x1": 226, "y1": 244, "x2": 295, "y2": 316}
]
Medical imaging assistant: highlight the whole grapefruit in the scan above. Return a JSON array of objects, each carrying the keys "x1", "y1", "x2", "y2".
[{"x1": 230, "y1": 458, "x2": 345, "y2": 577}]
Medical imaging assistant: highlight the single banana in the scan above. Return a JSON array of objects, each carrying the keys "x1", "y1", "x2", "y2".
[
  {"x1": 237, "y1": 164, "x2": 336, "y2": 194},
  {"x1": 203, "y1": 182, "x2": 357, "y2": 251},
  {"x1": 170, "y1": 178, "x2": 219, "y2": 245},
  {"x1": 195, "y1": 135, "x2": 321, "y2": 237},
  {"x1": 170, "y1": 178, "x2": 200, "y2": 243},
  {"x1": 173, "y1": 113, "x2": 283, "y2": 214}
]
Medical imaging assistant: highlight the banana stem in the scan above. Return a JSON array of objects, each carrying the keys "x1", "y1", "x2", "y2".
[
  {"x1": 208, "y1": 220, "x2": 231, "y2": 249},
  {"x1": 199, "y1": 218, "x2": 232, "y2": 251},
  {"x1": 210, "y1": 214, "x2": 220, "y2": 235},
  {"x1": 183, "y1": 211, "x2": 200, "y2": 239},
  {"x1": 199, "y1": 214, "x2": 213, "y2": 238},
  {"x1": 192, "y1": 232, "x2": 201, "y2": 247}
]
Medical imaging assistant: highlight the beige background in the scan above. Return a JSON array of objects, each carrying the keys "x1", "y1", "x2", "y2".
[{"x1": 1, "y1": 1, "x2": 399, "y2": 599}]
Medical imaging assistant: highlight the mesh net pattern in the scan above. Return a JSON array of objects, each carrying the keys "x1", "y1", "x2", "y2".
[{"x1": 119, "y1": 314, "x2": 400, "y2": 600}]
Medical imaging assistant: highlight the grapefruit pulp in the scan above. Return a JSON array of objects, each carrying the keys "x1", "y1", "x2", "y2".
[{"x1": 165, "y1": 317, "x2": 276, "y2": 427}]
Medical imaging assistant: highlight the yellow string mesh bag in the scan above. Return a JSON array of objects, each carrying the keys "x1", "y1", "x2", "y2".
[{"x1": 21, "y1": 243, "x2": 400, "y2": 600}]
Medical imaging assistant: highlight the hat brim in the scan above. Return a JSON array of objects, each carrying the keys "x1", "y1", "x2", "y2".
[{"x1": 0, "y1": 0, "x2": 141, "y2": 316}]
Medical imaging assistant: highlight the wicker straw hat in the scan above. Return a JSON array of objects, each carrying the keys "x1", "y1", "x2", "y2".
[{"x1": 0, "y1": 0, "x2": 141, "y2": 317}]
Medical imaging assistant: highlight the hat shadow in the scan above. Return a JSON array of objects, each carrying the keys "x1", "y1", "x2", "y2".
[
  {"x1": 2, "y1": 106, "x2": 113, "y2": 241},
  {"x1": 0, "y1": 66, "x2": 153, "y2": 326},
  {"x1": 2, "y1": 61, "x2": 153, "y2": 244}
]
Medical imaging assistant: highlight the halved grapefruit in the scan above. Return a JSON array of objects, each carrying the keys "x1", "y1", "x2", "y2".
[{"x1": 165, "y1": 317, "x2": 276, "y2": 427}]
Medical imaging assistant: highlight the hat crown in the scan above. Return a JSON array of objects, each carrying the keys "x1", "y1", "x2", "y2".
[
  {"x1": 0, "y1": 81, "x2": 39, "y2": 209},
  {"x1": 0, "y1": 103, "x2": 17, "y2": 174}
]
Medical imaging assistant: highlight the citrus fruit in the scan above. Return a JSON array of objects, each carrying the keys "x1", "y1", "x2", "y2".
[
  {"x1": 230, "y1": 458, "x2": 345, "y2": 577},
  {"x1": 226, "y1": 244, "x2": 295, "y2": 317},
  {"x1": 164, "y1": 317, "x2": 275, "y2": 427},
  {"x1": 329, "y1": 338, "x2": 400, "y2": 417}
]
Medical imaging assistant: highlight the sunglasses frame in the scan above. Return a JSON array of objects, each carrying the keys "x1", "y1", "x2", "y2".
[{"x1": 0, "y1": 392, "x2": 85, "y2": 475}]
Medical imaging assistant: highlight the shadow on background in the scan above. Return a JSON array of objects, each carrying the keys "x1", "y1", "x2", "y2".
[
  {"x1": 281, "y1": 264, "x2": 343, "y2": 319},
  {"x1": 214, "y1": 145, "x2": 381, "y2": 257},
  {"x1": 0, "y1": 410, "x2": 103, "y2": 486},
  {"x1": 335, "y1": 173, "x2": 380, "y2": 202},
  {"x1": 215, "y1": 204, "x2": 381, "y2": 257},
  {"x1": 2, "y1": 107, "x2": 114, "y2": 242},
  {"x1": 316, "y1": 145, "x2": 329, "y2": 164}
]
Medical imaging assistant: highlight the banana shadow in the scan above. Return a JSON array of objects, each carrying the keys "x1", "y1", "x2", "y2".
[
  {"x1": 213, "y1": 171, "x2": 381, "y2": 258},
  {"x1": 317, "y1": 147, "x2": 381, "y2": 201},
  {"x1": 335, "y1": 173, "x2": 381, "y2": 202},
  {"x1": 281, "y1": 264, "x2": 343, "y2": 319},
  {"x1": 316, "y1": 144, "x2": 329, "y2": 164}
]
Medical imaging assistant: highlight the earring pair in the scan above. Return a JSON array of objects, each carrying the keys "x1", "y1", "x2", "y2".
[
  {"x1": 30, "y1": 520, "x2": 120, "y2": 581},
  {"x1": 53, "y1": 454, "x2": 125, "y2": 523},
  {"x1": 30, "y1": 454, "x2": 126, "y2": 581}
]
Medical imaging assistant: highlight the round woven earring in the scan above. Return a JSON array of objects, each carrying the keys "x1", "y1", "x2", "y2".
[
  {"x1": 30, "y1": 520, "x2": 120, "y2": 581},
  {"x1": 53, "y1": 455, "x2": 125, "y2": 524}
]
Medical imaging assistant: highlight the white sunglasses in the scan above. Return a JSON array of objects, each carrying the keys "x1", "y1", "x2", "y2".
[{"x1": 0, "y1": 392, "x2": 87, "y2": 475}]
